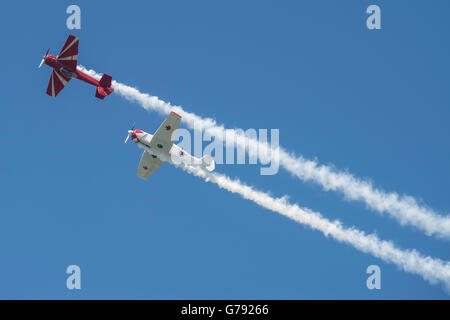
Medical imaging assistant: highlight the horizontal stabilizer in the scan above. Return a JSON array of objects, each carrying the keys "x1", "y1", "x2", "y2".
[
  {"x1": 95, "y1": 85, "x2": 114, "y2": 99},
  {"x1": 202, "y1": 155, "x2": 215, "y2": 172}
]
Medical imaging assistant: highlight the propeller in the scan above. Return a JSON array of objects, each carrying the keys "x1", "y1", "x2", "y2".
[
  {"x1": 38, "y1": 48, "x2": 50, "y2": 68},
  {"x1": 124, "y1": 122, "x2": 136, "y2": 144}
]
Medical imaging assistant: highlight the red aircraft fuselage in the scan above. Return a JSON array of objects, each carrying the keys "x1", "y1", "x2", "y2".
[{"x1": 45, "y1": 54, "x2": 99, "y2": 87}]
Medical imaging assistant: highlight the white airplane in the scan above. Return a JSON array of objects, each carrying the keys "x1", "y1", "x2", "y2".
[{"x1": 124, "y1": 111, "x2": 215, "y2": 180}]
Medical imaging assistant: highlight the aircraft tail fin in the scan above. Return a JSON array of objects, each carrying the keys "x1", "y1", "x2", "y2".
[
  {"x1": 201, "y1": 155, "x2": 215, "y2": 172},
  {"x1": 99, "y1": 73, "x2": 112, "y2": 88},
  {"x1": 95, "y1": 73, "x2": 114, "y2": 99}
]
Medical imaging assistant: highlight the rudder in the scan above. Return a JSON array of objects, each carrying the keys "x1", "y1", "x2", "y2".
[
  {"x1": 95, "y1": 74, "x2": 114, "y2": 99},
  {"x1": 99, "y1": 74, "x2": 112, "y2": 88}
]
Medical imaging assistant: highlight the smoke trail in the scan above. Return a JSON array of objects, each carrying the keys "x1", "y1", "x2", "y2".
[
  {"x1": 175, "y1": 163, "x2": 450, "y2": 291},
  {"x1": 137, "y1": 145, "x2": 450, "y2": 290},
  {"x1": 80, "y1": 66, "x2": 450, "y2": 238}
]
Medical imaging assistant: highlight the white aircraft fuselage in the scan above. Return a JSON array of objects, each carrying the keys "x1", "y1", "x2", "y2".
[
  {"x1": 125, "y1": 112, "x2": 215, "y2": 180},
  {"x1": 130, "y1": 129, "x2": 205, "y2": 167}
]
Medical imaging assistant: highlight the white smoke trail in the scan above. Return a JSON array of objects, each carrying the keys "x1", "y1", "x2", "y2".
[
  {"x1": 80, "y1": 66, "x2": 450, "y2": 238},
  {"x1": 176, "y1": 163, "x2": 450, "y2": 291}
]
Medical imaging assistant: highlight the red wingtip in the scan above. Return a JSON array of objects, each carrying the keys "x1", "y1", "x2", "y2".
[{"x1": 171, "y1": 111, "x2": 182, "y2": 118}]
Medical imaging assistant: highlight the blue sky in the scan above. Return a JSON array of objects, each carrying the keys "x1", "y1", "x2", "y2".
[{"x1": 0, "y1": 0, "x2": 449, "y2": 299}]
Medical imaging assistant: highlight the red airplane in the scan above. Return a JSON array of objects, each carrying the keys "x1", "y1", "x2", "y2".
[{"x1": 39, "y1": 35, "x2": 114, "y2": 99}]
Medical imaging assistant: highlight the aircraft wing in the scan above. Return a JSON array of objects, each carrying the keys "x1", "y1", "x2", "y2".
[
  {"x1": 46, "y1": 69, "x2": 71, "y2": 97},
  {"x1": 137, "y1": 150, "x2": 163, "y2": 180},
  {"x1": 57, "y1": 35, "x2": 79, "y2": 71},
  {"x1": 149, "y1": 112, "x2": 182, "y2": 154}
]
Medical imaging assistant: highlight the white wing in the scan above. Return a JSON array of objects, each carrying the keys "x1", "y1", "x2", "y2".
[
  {"x1": 149, "y1": 112, "x2": 182, "y2": 154},
  {"x1": 137, "y1": 150, "x2": 163, "y2": 180}
]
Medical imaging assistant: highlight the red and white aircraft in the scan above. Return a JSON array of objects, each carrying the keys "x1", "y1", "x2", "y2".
[
  {"x1": 125, "y1": 112, "x2": 215, "y2": 180},
  {"x1": 39, "y1": 35, "x2": 114, "y2": 99}
]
